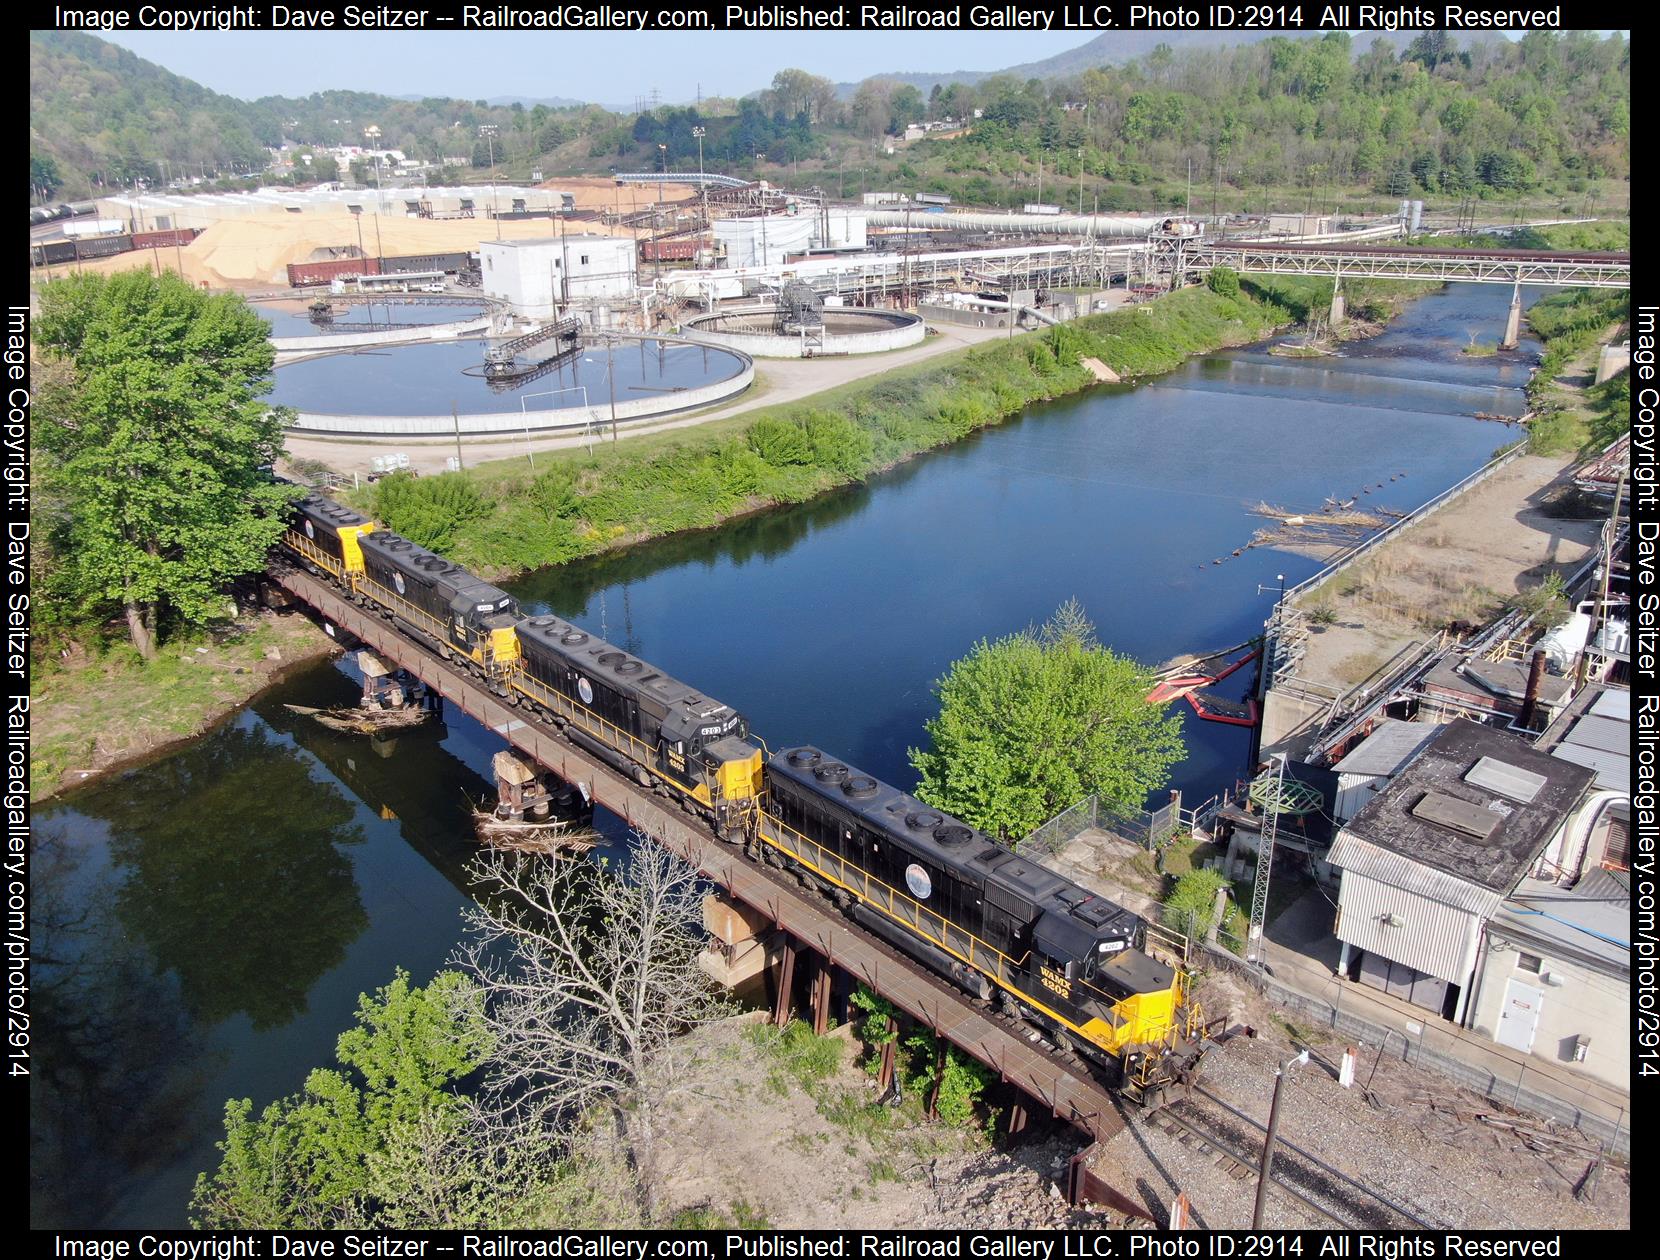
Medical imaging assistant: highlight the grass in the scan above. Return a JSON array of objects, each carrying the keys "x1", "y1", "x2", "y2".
[
  {"x1": 31, "y1": 611, "x2": 333, "y2": 800},
  {"x1": 345, "y1": 281, "x2": 1339, "y2": 580}
]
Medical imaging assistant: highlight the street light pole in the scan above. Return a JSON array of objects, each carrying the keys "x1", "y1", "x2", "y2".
[
  {"x1": 1251, "y1": 1049, "x2": 1308, "y2": 1229},
  {"x1": 692, "y1": 126, "x2": 707, "y2": 231}
]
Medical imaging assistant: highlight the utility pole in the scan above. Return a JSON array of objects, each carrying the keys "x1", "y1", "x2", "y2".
[
  {"x1": 692, "y1": 126, "x2": 707, "y2": 231},
  {"x1": 480, "y1": 124, "x2": 501, "y2": 240},
  {"x1": 1251, "y1": 1049, "x2": 1309, "y2": 1229}
]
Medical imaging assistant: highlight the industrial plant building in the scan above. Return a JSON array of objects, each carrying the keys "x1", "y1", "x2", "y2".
[
  {"x1": 479, "y1": 235, "x2": 637, "y2": 319},
  {"x1": 1325, "y1": 711, "x2": 1630, "y2": 1089}
]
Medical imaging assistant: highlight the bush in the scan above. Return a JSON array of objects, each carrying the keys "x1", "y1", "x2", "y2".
[
  {"x1": 1206, "y1": 266, "x2": 1240, "y2": 298},
  {"x1": 747, "y1": 416, "x2": 812, "y2": 466},
  {"x1": 1163, "y1": 868, "x2": 1231, "y2": 940},
  {"x1": 375, "y1": 472, "x2": 490, "y2": 552}
]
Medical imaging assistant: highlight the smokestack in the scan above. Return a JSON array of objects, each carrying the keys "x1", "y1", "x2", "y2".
[{"x1": 1517, "y1": 650, "x2": 1548, "y2": 730}]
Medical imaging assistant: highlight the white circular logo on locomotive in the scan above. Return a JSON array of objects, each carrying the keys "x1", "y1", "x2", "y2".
[
  {"x1": 303, "y1": 519, "x2": 315, "y2": 539},
  {"x1": 393, "y1": 572, "x2": 406, "y2": 596},
  {"x1": 905, "y1": 864, "x2": 932, "y2": 901},
  {"x1": 577, "y1": 676, "x2": 594, "y2": 706}
]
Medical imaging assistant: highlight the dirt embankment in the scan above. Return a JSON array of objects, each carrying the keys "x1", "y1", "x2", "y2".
[
  {"x1": 651, "y1": 1016, "x2": 1109, "y2": 1229},
  {"x1": 33, "y1": 609, "x2": 339, "y2": 801}
]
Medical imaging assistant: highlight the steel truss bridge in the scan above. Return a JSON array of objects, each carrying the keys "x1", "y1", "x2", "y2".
[{"x1": 1185, "y1": 243, "x2": 1630, "y2": 289}]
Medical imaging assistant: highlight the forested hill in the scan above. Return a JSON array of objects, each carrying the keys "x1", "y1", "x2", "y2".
[{"x1": 29, "y1": 32, "x2": 621, "y2": 200}]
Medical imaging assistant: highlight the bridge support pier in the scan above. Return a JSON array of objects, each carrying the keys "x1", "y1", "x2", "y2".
[
  {"x1": 1328, "y1": 277, "x2": 1345, "y2": 328},
  {"x1": 1500, "y1": 280, "x2": 1523, "y2": 350},
  {"x1": 771, "y1": 939, "x2": 799, "y2": 1027},
  {"x1": 808, "y1": 957, "x2": 834, "y2": 1036},
  {"x1": 491, "y1": 750, "x2": 554, "y2": 822}
]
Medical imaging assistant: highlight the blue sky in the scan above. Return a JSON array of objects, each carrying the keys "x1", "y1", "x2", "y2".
[{"x1": 94, "y1": 31, "x2": 1097, "y2": 105}]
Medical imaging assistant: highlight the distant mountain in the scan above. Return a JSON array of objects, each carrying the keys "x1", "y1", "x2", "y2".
[{"x1": 390, "y1": 92, "x2": 591, "y2": 110}]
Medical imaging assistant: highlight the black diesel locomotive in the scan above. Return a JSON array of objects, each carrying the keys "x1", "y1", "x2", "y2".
[{"x1": 278, "y1": 497, "x2": 1204, "y2": 1101}]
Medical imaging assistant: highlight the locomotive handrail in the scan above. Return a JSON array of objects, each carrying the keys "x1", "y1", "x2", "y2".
[
  {"x1": 758, "y1": 806, "x2": 1186, "y2": 1033},
  {"x1": 283, "y1": 530, "x2": 344, "y2": 579},
  {"x1": 508, "y1": 665, "x2": 663, "y2": 776},
  {"x1": 357, "y1": 573, "x2": 455, "y2": 645}
]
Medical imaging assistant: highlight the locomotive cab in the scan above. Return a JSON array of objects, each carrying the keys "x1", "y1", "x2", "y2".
[{"x1": 448, "y1": 590, "x2": 520, "y2": 668}]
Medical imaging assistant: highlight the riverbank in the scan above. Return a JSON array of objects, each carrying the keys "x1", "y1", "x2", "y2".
[
  {"x1": 32, "y1": 609, "x2": 339, "y2": 801},
  {"x1": 347, "y1": 276, "x2": 1395, "y2": 581}
]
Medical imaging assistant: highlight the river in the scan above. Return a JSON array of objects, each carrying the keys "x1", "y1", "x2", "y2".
[{"x1": 30, "y1": 283, "x2": 1541, "y2": 1226}]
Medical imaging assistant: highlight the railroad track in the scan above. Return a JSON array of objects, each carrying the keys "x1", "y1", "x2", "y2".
[{"x1": 1144, "y1": 1087, "x2": 1449, "y2": 1229}]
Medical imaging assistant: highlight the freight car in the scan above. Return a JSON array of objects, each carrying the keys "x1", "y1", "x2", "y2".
[
  {"x1": 30, "y1": 234, "x2": 134, "y2": 267},
  {"x1": 130, "y1": 227, "x2": 202, "y2": 250},
  {"x1": 378, "y1": 251, "x2": 474, "y2": 276},
  {"x1": 640, "y1": 238, "x2": 699, "y2": 263},
  {"x1": 286, "y1": 256, "x2": 382, "y2": 288}
]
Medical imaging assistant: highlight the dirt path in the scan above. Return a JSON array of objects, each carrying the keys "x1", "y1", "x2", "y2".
[
  {"x1": 1289, "y1": 454, "x2": 1603, "y2": 689},
  {"x1": 280, "y1": 322, "x2": 1015, "y2": 477},
  {"x1": 652, "y1": 1016, "x2": 1105, "y2": 1229}
]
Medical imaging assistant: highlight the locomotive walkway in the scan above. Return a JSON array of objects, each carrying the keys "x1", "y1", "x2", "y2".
[{"x1": 271, "y1": 564, "x2": 1129, "y2": 1146}]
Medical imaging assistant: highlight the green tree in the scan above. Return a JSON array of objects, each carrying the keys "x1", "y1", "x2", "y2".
[
  {"x1": 35, "y1": 270, "x2": 293, "y2": 660},
  {"x1": 191, "y1": 970, "x2": 491, "y2": 1229},
  {"x1": 909, "y1": 601, "x2": 1185, "y2": 842}
]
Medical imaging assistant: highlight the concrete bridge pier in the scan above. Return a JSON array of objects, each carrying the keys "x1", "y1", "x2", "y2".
[
  {"x1": 1328, "y1": 277, "x2": 1345, "y2": 327},
  {"x1": 1500, "y1": 280, "x2": 1523, "y2": 350}
]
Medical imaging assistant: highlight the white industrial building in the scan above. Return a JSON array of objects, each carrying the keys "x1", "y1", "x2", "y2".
[
  {"x1": 1325, "y1": 712, "x2": 1630, "y2": 1089},
  {"x1": 479, "y1": 235, "x2": 637, "y2": 319},
  {"x1": 96, "y1": 185, "x2": 564, "y2": 233},
  {"x1": 713, "y1": 210, "x2": 867, "y2": 267},
  {"x1": 1331, "y1": 719, "x2": 1446, "y2": 825}
]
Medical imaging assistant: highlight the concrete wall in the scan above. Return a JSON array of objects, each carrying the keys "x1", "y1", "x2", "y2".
[
  {"x1": 680, "y1": 307, "x2": 925, "y2": 358},
  {"x1": 272, "y1": 317, "x2": 490, "y2": 354},
  {"x1": 283, "y1": 355, "x2": 753, "y2": 438},
  {"x1": 1470, "y1": 936, "x2": 1629, "y2": 1090}
]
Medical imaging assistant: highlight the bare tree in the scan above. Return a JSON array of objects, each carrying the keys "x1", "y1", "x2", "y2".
[{"x1": 458, "y1": 833, "x2": 729, "y2": 1222}]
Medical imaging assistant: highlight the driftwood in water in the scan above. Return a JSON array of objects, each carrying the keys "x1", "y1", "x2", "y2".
[
  {"x1": 472, "y1": 807, "x2": 601, "y2": 856},
  {"x1": 283, "y1": 703, "x2": 434, "y2": 734}
]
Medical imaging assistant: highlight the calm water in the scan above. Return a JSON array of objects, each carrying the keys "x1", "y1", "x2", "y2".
[
  {"x1": 256, "y1": 297, "x2": 489, "y2": 339},
  {"x1": 32, "y1": 284, "x2": 1539, "y2": 1226},
  {"x1": 269, "y1": 336, "x2": 747, "y2": 415}
]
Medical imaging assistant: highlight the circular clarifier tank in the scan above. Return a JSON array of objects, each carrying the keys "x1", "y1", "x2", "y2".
[
  {"x1": 272, "y1": 335, "x2": 753, "y2": 438},
  {"x1": 256, "y1": 297, "x2": 489, "y2": 339},
  {"x1": 680, "y1": 306, "x2": 925, "y2": 357}
]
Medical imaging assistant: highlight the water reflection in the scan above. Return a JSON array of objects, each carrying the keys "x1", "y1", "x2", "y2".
[
  {"x1": 30, "y1": 828, "x2": 209, "y2": 1226},
  {"x1": 72, "y1": 724, "x2": 371, "y2": 1031}
]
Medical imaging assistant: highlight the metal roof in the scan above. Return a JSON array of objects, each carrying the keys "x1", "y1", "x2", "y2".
[
  {"x1": 1342, "y1": 719, "x2": 1594, "y2": 893},
  {"x1": 1491, "y1": 873, "x2": 1630, "y2": 973},
  {"x1": 1332, "y1": 719, "x2": 1444, "y2": 778},
  {"x1": 1589, "y1": 689, "x2": 1631, "y2": 721},
  {"x1": 1563, "y1": 714, "x2": 1629, "y2": 755},
  {"x1": 1328, "y1": 832, "x2": 1502, "y2": 916},
  {"x1": 1549, "y1": 742, "x2": 1629, "y2": 793}
]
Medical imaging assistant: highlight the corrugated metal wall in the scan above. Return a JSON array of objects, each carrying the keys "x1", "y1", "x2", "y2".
[{"x1": 1335, "y1": 871, "x2": 1483, "y2": 984}]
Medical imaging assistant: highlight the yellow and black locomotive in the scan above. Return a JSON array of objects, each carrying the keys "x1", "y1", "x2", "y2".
[{"x1": 279, "y1": 493, "x2": 1205, "y2": 1102}]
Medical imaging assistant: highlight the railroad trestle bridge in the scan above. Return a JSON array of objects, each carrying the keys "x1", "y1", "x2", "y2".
[{"x1": 270, "y1": 563, "x2": 1174, "y2": 1215}]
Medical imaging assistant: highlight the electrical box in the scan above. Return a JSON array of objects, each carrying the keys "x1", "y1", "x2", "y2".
[{"x1": 1573, "y1": 1036, "x2": 1590, "y2": 1063}]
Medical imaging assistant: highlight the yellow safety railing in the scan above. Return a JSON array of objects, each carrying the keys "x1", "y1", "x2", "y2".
[
  {"x1": 356, "y1": 574, "x2": 452, "y2": 641},
  {"x1": 284, "y1": 530, "x2": 345, "y2": 579},
  {"x1": 756, "y1": 804, "x2": 1190, "y2": 1046}
]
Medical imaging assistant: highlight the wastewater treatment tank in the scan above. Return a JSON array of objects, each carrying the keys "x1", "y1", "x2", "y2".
[
  {"x1": 681, "y1": 303, "x2": 924, "y2": 358},
  {"x1": 270, "y1": 333, "x2": 753, "y2": 438}
]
